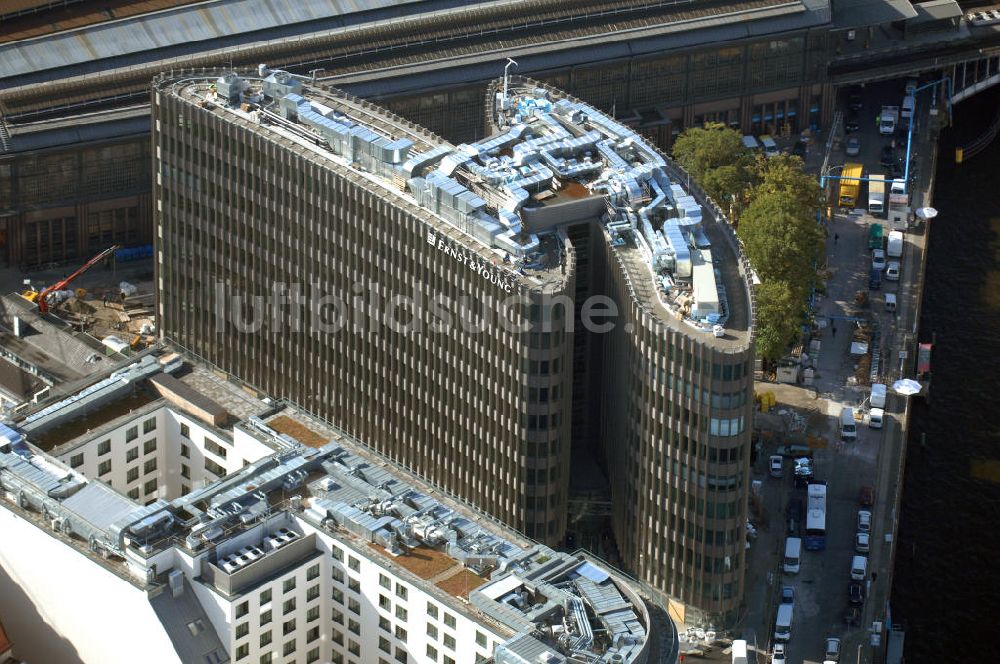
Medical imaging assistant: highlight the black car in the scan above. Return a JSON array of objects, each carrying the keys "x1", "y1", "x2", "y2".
[
  {"x1": 848, "y1": 89, "x2": 864, "y2": 111},
  {"x1": 849, "y1": 581, "x2": 865, "y2": 605},
  {"x1": 786, "y1": 498, "x2": 803, "y2": 522},
  {"x1": 792, "y1": 140, "x2": 807, "y2": 158},
  {"x1": 880, "y1": 145, "x2": 895, "y2": 168},
  {"x1": 845, "y1": 113, "x2": 860, "y2": 133},
  {"x1": 869, "y1": 267, "x2": 882, "y2": 291}
]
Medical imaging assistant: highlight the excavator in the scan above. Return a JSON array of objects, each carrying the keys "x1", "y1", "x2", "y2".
[{"x1": 22, "y1": 245, "x2": 119, "y2": 313}]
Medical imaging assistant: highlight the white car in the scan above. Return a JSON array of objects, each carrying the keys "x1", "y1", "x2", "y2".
[
  {"x1": 772, "y1": 642, "x2": 787, "y2": 664},
  {"x1": 858, "y1": 510, "x2": 872, "y2": 533},
  {"x1": 855, "y1": 531, "x2": 871, "y2": 553},
  {"x1": 770, "y1": 455, "x2": 784, "y2": 478},
  {"x1": 886, "y1": 261, "x2": 900, "y2": 281},
  {"x1": 826, "y1": 636, "x2": 842, "y2": 662},
  {"x1": 871, "y1": 249, "x2": 886, "y2": 271},
  {"x1": 845, "y1": 136, "x2": 861, "y2": 156}
]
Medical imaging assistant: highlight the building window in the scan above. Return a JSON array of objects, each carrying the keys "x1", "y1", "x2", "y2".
[
  {"x1": 143, "y1": 439, "x2": 157, "y2": 455},
  {"x1": 181, "y1": 483, "x2": 190, "y2": 495},
  {"x1": 306, "y1": 584, "x2": 320, "y2": 602},
  {"x1": 395, "y1": 584, "x2": 407, "y2": 601},
  {"x1": 348, "y1": 640, "x2": 360, "y2": 657},
  {"x1": 306, "y1": 647, "x2": 320, "y2": 663},
  {"x1": 379, "y1": 595, "x2": 391, "y2": 611},
  {"x1": 426, "y1": 645, "x2": 438, "y2": 661},
  {"x1": 379, "y1": 637, "x2": 391, "y2": 654},
  {"x1": 394, "y1": 647, "x2": 407, "y2": 663},
  {"x1": 260, "y1": 610, "x2": 271, "y2": 626},
  {"x1": 306, "y1": 626, "x2": 319, "y2": 643},
  {"x1": 348, "y1": 598, "x2": 360, "y2": 615},
  {"x1": 98, "y1": 460, "x2": 111, "y2": 476},
  {"x1": 427, "y1": 603, "x2": 438, "y2": 620},
  {"x1": 126, "y1": 426, "x2": 138, "y2": 442},
  {"x1": 70, "y1": 453, "x2": 84, "y2": 468},
  {"x1": 443, "y1": 634, "x2": 456, "y2": 650},
  {"x1": 348, "y1": 578, "x2": 360, "y2": 593},
  {"x1": 332, "y1": 588, "x2": 344, "y2": 604},
  {"x1": 236, "y1": 622, "x2": 249, "y2": 639},
  {"x1": 259, "y1": 654, "x2": 271, "y2": 664},
  {"x1": 283, "y1": 578, "x2": 296, "y2": 593},
  {"x1": 332, "y1": 629, "x2": 344, "y2": 645},
  {"x1": 283, "y1": 619, "x2": 295, "y2": 636},
  {"x1": 443, "y1": 614, "x2": 455, "y2": 629},
  {"x1": 127, "y1": 488, "x2": 139, "y2": 499},
  {"x1": 260, "y1": 631, "x2": 272, "y2": 647},
  {"x1": 235, "y1": 643, "x2": 249, "y2": 660},
  {"x1": 144, "y1": 458, "x2": 157, "y2": 474},
  {"x1": 143, "y1": 479, "x2": 157, "y2": 495},
  {"x1": 379, "y1": 573, "x2": 391, "y2": 590},
  {"x1": 394, "y1": 626, "x2": 407, "y2": 642},
  {"x1": 379, "y1": 616, "x2": 391, "y2": 632},
  {"x1": 181, "y1": 464, "x2": 190, "y2": 479},
  {"x1": 126, "y1": 467, "x2": 139, "y2": 483},
  {"x1": 348, "y1": 556, "x2": 360, "y2": 572},
  {"x1": 475, "y1": 632, "x2": 487, "y2": 648},
  {"x1": 143, "y1": 417, "x2": 157, "y2": 434},
  {"x1": 395, "y1": 606, "x2": 407, "y2": 621},
  {"x1": 205, "y1": 437, "x2": 228, "y2": 458},
  {"x1": 348, "y1": 619, "x2": 360, "y2": 636},
  {"x1": 307, "y1": 564, "x2": 320, "y2": 581},
  {"x1": 260, "y1": 589, "x2": 272, "y2": 604},
  {"x1": 306, "y1": 606, "x2": 319, "y2": 623},
  {"x1": 126, "y1": 447, "x2": 138, "y2": 462},
  {"x1": 331, "y1": 545, "x2": 343, "y2": 562},
  {"x1": 205, "y1": 458, "x2": 225, "y2": 477},
  {"x1": 180, "y1": 423, "x2": 190, "y2": 439},
  {"x1": 97, "y1": 439, "x2": 111, "y2": 456},
  {"x1": 180, "y1": 442, "x2": 190, "y2": 458},
  {"x1": 427, "y1": 624, "x2": 438, "y2": 640},
  {"x1": 282, "y1": 640, "x2": 295, "y2": 657},
  {"x1": 283, "y1": 598, "x2": 296, "y2": 615}
]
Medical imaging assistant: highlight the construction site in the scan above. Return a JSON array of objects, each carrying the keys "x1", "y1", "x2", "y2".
[{"x1": 16, "y1": 246, "x2": 156, "y2": 355}]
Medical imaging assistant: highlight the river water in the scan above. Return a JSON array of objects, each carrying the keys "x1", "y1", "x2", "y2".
[{"x1": 891, "y1": 86, "x2": 1000, "y2": 661}]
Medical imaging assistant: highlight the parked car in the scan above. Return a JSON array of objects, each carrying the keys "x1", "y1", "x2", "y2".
[
  {"x1": 826, "y1": 637, "x2": 842, "y2": 662},
  {"x1": 792, "y1": 140, "x2": 807, "y2": 158},
  {"x1": 845, "y1": 136, "x2": 861, "y2": 156},
  {"x1": 848, "y1": 88, "x2": 864, "y2": 111},
  {"x1": 849, "y1": 581, "x2": 865, "y2": 605},
  {"x1": 860, "y1": 485, "x2": 874, "y2": 508},
  {"x1": 844, "y1": 606, "x2": 861, "y2": 626},
  {"x1": 781, "y1": 586, "x2": 795, "y2": 604},
  {"x1": 857, "y1": 510, "x2": 872, "y2": 533},
  {"x1": 845, "y1": 112, "x2": 860, "y2": 133},
  {"x1": 881, "y1": 144, "x2": 895, "y2": 167},
  {"x1": 886, "y1": 261, "x2": 900, "y2": 281},
  {"x1": 869, "y1": 267, "x2": 882, "y2": 291},
  {"x1": 776, "y1": 444, "x2": 813, "y2": 458},
  {"x1": 794, "y1": 458, "x2": 814, "y2": 487},
  {"x1": 772, "y1": 642, "x2": 787, "y2": 664},
  {"x1": 786, "y1": 498, "x2": 803, "y2": 529},
  {"x1": 856, "y1": 532, "x2": 871, "y2": 553},
  {"x1": 872, "y1": 248, "x2": 886, "y2": 271},
  {"x1": 770, "y1": 455, "x2": 784, "y2": 478}
]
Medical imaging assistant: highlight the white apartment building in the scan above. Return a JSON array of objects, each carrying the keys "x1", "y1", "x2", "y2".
[{"x1": 0, "y1": 352, "x2": 671, "y2": 664}]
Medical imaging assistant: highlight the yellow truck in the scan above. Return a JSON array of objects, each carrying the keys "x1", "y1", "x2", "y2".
[{"x1": 838, "y1": 162, "x2": 863, "y2": 208}]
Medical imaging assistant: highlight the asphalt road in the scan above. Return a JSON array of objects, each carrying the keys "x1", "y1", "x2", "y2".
[{"x1": 740, "y1": 76, "x2": 937, "y2": 664}]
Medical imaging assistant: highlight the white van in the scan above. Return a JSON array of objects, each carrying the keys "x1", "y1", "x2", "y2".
[
  {"x1": 851, "y1": 554, "x2": 868, "y2": 581},
  {"x1": 840, "y1": 407, "x2": 858, "y2": 441},
  {"x1": 901, "y1": 95, "x2": 915, "y2": 121},
  {"x1": 731, "y1": 639, "x2": 748, "y2": 664},
  {"x1": 885, "y1": 292, "x2": 897, "y2": 312},
  {"x1": 774, "y1": 603, "x2": 794, "y2": 642},
  {"x1": 783, "y1": 537, "x2": 802, "y2": 574},
  {"x1": 742, "y1": 135, "x2": 761, "y2": 151},
  {"x1": 868, "y1": 408, "x2": 884, "y2": 429},
  {"x1": 759, "y1": 135, "x2": 779, "y2": 157},
  {"x1": 871, "y1": 383, "x2": 887, "y2": 409}
]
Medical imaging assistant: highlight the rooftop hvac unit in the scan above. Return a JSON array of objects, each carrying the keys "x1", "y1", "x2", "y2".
[{"x1": 168, "y1": 569, "x2": 185, "y2": 598}]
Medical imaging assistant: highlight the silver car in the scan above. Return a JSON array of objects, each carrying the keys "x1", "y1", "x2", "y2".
[
  {"x1": 825, "y1": 636, "x2": 842, "y2": 662},
  {"x1": 846, "y1": 136, "x2": 861, "y2": 156}
]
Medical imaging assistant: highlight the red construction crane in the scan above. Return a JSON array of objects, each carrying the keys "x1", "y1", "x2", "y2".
[{"x1": 25, "y1": 245, "x2": 119, "y2": 313}]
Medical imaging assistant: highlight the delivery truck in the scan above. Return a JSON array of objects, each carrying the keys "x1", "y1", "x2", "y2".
[
  {"x1": 887, "y1": 230, "x2": 904, "y2": 258},
  {"x1": 839, "y1": 163, "x2": 864, "y2": 208}
]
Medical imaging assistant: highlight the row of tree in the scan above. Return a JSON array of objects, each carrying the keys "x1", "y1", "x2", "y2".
[{"x1": 672, "y1": 123, "x2": 824, "y2": 362}]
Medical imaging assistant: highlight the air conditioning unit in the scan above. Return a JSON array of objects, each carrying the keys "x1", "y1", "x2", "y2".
[{"x1": 846, "y1": 30, "x2": 856, "y2": 41}]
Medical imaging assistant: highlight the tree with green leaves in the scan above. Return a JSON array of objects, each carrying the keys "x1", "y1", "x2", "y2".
[
  {"x1": 671, "y1": 123, "x2": 751, "y2": 208},
  {"x1": 736, "y1": 189, "x2": 825, "y2": 289},
  {"x1": 753, "y1": 280, "x2": 806, "y2": 362}
]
